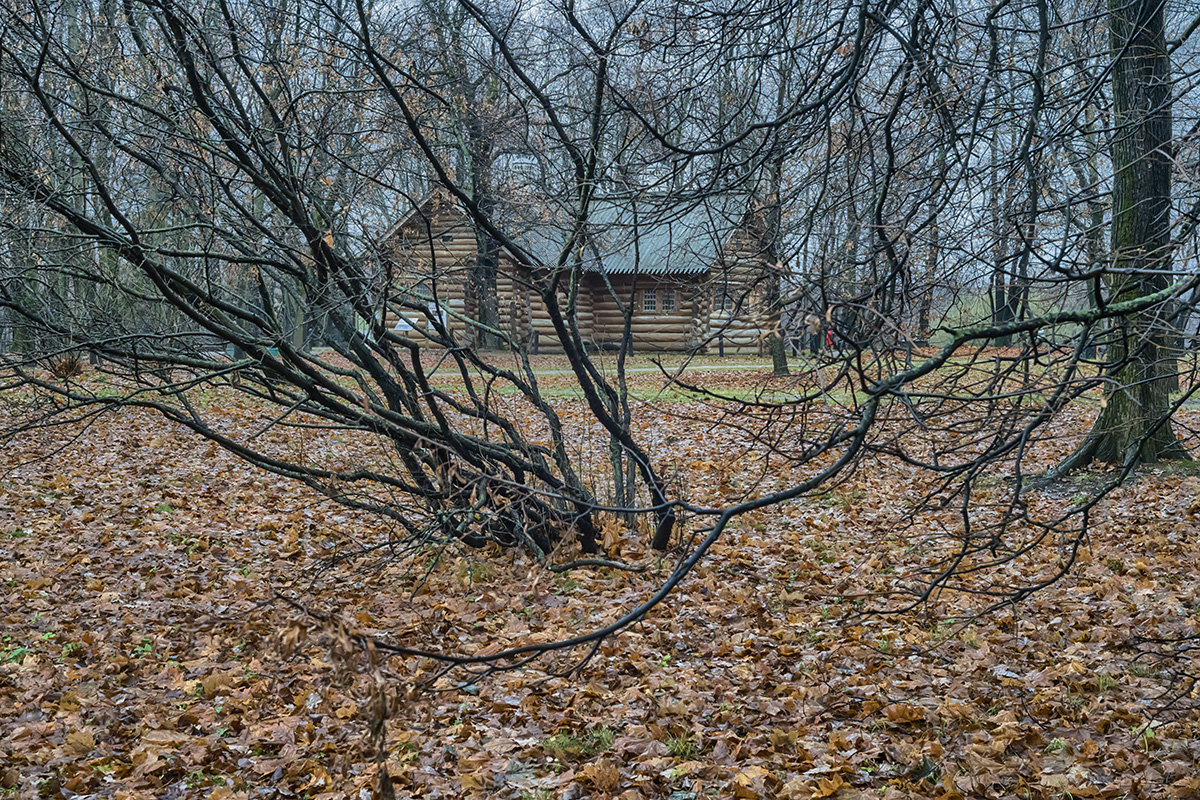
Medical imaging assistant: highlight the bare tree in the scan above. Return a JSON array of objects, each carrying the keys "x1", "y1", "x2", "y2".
[
  {"x1": 2, "y1": 0, "x2": 1200, "y2": 679},
  {"x1": 1056, "y1": 0, "x2": 1188, "y2": 470}
]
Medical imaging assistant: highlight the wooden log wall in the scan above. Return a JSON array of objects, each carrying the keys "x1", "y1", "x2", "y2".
[
  {"x1": 522, "y1": 271, "x2": 596, "y2": 351},
  {"x1": 701, "y1": 227, "x2": 778, "y2": 354},
  {"x1": 380, "y1": 196, "x2": 780, "y2": 355},
  {"x1": 381, "y1": 198, "x2": 579, "y2": 351},
  {"x1": 590, "y1": 276, "x2": 697, "y2": 351},
  {"x1": 381, "y1": 198, "x2": 473, "y2": 340}
]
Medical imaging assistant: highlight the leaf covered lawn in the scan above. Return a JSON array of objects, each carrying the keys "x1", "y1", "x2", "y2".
[{"x1": 2, "y1": 376, "x2": 1200, "y2": 799}]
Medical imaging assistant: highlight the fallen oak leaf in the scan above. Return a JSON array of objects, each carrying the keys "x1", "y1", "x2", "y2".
[
  {"x1": 459, "y1": 769, "x2": 491, "y2": 791},
  {"x1": 883, "y1": 703, "x2": 927, "y2": 724},
  {"x1": 731, "y1": 765, "x2": 780, "y2": 799},
  {"x1": 812, "y1": 773, "x2": 844, "y2": 798},
  {"x1": 473, "y1": 641, "x2": 504, "y2": 658},
  {"x1": 65, "y1": 729, "x2": 95, "y2": 754},
  {"x1": 1168, "y1": 776, "x2": 1200, "y2": 799},
  {"x1": 580, "y1": 759, "x2": 621, "y2": 792}
]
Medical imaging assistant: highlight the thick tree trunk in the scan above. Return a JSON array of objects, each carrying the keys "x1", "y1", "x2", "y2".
[
  {"x1": 763, "y1": 273, "x2": 789, "y2": 377},
  {"x1": 470, "y1": 187, "x2": 502, "y2": 350},
  {"x1": 770, "y1": 332, "x2": 790, "y2": 376},
  {"x1": 470, "y1": 238, "x2": 501, "y2": 349},
  {"x1": 1058, "y1": 0, "x2": 1186, "y2": 472}
]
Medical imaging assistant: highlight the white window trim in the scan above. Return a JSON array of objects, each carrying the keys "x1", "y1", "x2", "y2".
[{"x1": 643, "y1": 289, "x2": 657, "y2": 311}]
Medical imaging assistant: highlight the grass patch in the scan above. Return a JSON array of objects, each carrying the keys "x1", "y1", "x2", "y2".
[
  {"x1": 540, "y1": 726, "x2": 617, "y2": 759},
  {"x1": 663, "y1": 731, "x2": 700, "y2": 759}
]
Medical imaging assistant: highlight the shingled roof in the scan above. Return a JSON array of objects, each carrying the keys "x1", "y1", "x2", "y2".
[
  {"x1": 514, "y1": 195, "x2": 754, "y2": 276},
  {"x1": 384, "y1": 190, "x2": 763, "y2": 276}
]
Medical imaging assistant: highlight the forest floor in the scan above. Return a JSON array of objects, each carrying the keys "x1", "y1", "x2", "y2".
[{"x1": 2, "y1": 356, "x2": 1200, "y2": 799}]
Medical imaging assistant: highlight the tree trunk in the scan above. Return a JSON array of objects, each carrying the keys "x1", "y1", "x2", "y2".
[
  {"x1": 467, "y1": 113, "x2": 502, "y2": 350},
  {"x1": 468, "y1": 183, "x2": 501, "y2": 349},
  {"x1": 1083, "y1": 101, "x2": 1107, "y2": 359},
  {"x1": 470, "y1": 234, "x2": 501, "y2": 349},
  {"x1": 989, "y1": 136, "x2": 1016, "y2": 346},
  {"x1": 770, "y1": 331, "x2": 790, "y2": 376},
  {"x1": 1058, "y1": 0, "x2": 1186, "y2": 471}
]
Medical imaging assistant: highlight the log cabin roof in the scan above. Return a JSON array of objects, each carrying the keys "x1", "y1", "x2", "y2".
[
  {"x1": 384, "y1": 191, "x2": 769, "y2": 277},
  {"x1": 515, "y1": 196, "x2": 753, "y2": 276}
]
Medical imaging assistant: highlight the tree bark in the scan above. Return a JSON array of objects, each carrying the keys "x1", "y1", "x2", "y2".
[
  {"x1": 1059, "y1": 0, "x2": 1186, "y2": 471},
  {"x1": 468, "y1": 121, "x2": 502, "y2": 350},
  {"x1": 770, "y1": 332, "x2": 790, "y2": 376}
]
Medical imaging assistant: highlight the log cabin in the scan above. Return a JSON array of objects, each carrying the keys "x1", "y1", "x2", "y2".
[{"x1": 377, "y1": 192, "x2": 781, "y2": 354}]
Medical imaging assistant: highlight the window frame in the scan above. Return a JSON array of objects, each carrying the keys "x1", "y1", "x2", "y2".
[{"x1": 642, "y1": 288, "x2": 658, "y2": 312}]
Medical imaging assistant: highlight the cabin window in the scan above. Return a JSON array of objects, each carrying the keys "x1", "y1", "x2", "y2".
[
  {"x1": 441, "y1": 234, "x2": 454, "y2": 242},
  {"x1": 716, "y1": 291, "x2": 734, "y2": 312},
  {"x1": 642, "y1": 289, "x2": 657, "y2": 311},
  {"x1": 661, "y1": 289, "x2": 676, "y2": 312}
]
